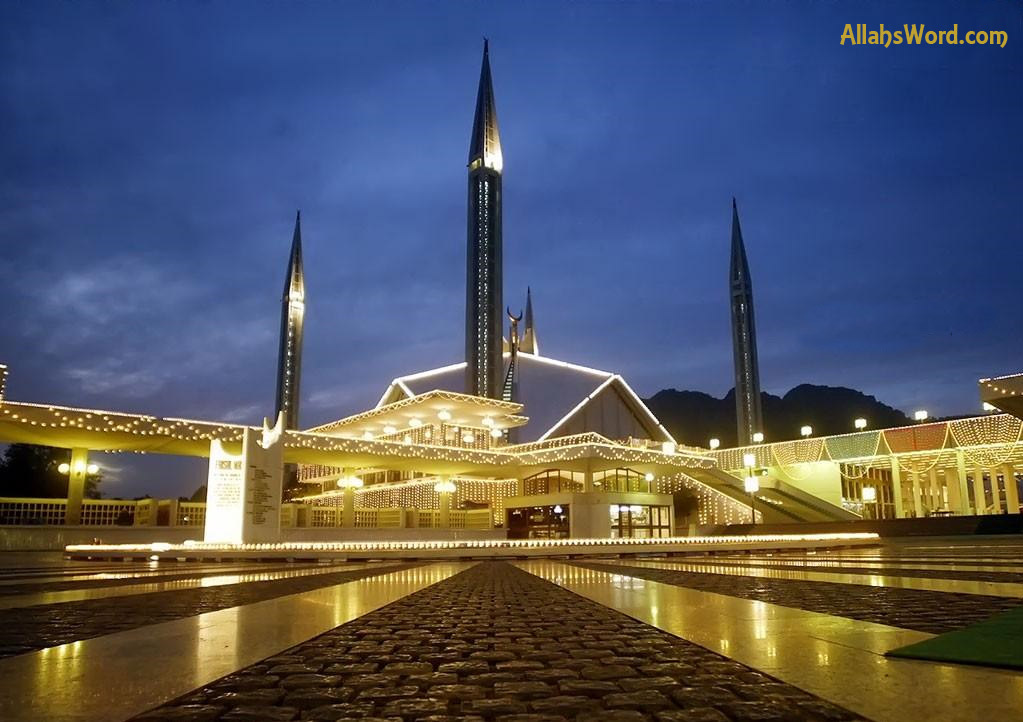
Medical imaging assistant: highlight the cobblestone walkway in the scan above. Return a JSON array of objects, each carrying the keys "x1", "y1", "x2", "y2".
[
  {"x1": 135, "y1": 561, "x2": 863, "y2": 721},
  {"x1": 0, "y1": 563, "x2": 418, "y2": 659},
  {"x1": 574, "y1": 561, "x2": 1022, "y2": 634}
]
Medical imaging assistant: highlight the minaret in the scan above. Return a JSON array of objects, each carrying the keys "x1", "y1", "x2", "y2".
[
  {"x1": 730, "y1": 198, "x2": 763, "y2": 446},
  {"x1": 275, "y1": 211, "x2": 305, "y2": 432},
  {"x1": 465, "y1": 39, "x2": 504, "y2": 399},
  {"x1": 522, "y1": 286, "x2": 539, "y2": 355}
]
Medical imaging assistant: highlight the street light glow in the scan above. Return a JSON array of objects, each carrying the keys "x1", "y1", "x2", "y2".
[
  {"x1": 743, "y1": 452, "x2": 757, "y2": 468},
  {"x1": 914, "y1": 410, "x2": 929, "y2": 422},
  {"x1": 752, "y1": 432, "x2": 764, "y2": 443},
  {"x1": 709, "y1": 438, "x2": 720, "y2": 450},
  {"x1": 800, "y1": 425, "x2": 813, "y2": 437},
  {"x1": 854, "y1": 418, "x2": 867, "y2": 430}
]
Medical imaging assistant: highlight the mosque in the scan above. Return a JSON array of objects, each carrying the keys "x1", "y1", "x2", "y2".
[
  {"x1": 279, "y1": 41, "x2": 749, "y2": 537},
  {"x1": 0, "y1": 44, "x2": 1019, "y2": 544}
]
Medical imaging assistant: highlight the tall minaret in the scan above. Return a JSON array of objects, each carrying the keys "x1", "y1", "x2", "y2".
[
  {"x1": 730, "y1": 198, "x2": 763, "y2": 446},
  {"x1": 275, "y1": 211, "x2": 305, "y2": 432},
  {"x1": 522, "y1": 286, "x2": 539, "y2": 355},
  {"x1": 465, "y1": 39, "x2": 504, "y2": 399}
]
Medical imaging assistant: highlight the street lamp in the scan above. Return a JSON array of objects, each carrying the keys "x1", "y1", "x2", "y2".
[
  {"x1": 800, "y1": 425, "x2": 813, "y2": 438},
  {"x1": 708, "y1": 438, "x2": 720, "y2": 450},
  {"x1": 744, "y1": 475, "x2": 759, "y2": 524},
  {"x1": 854, "y1": 418, "x2": 867, "y2": 430},
  {"x1": 742, "y1": 452, "x2": 758, "y2": 524},
  {"x1": 752, "y1": 432, "x2": 764, "y2": 444},
  {"x1": 982, "y1": 402, "x2": 996, "y2": 413},
  {"x1": 914, "y1": 410, "x2": 928, "y2": 422}
]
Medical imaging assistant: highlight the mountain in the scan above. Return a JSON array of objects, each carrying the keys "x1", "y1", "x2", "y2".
[{"x1": 644, "y1": 384, "x2": 911, "y2": 448}]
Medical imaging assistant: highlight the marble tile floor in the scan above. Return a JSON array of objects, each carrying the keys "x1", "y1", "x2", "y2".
[
  {"x1": 608, "y1": 558, "x2": 1023, "y2": 597},
  {"x1": 0, "y1": 539, "x2": 1019, "y2": 721}
]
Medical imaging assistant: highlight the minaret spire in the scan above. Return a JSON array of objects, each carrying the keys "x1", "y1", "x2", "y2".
[
  {"x1": 522, "y1": 286, "x2": 538, "y2": 355},
  {"x1": 275, "y1": 210, "x2": 305, "y2": 433},
  {"x1": 730, "y1": 198, "x2": 763, "y2": 446},
  {"x1": 465, "y1": 40, "x2": 504, "y2": 398}
]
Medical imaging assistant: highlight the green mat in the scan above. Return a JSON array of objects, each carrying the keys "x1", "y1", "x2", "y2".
[{"x1": 886, "y1": 606, "x2": 1023, "y2": 670}]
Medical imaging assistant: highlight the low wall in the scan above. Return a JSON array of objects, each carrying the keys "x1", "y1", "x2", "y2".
[
  {"x1": 0, "y1": 526, "x2": 202, "y2": 551},
  {"x1": 0, "y1": 525, "x2": 508, "y2": 551},
  {"x1": 710, "y1": 513, "x2": 1023, "y2": 538}
]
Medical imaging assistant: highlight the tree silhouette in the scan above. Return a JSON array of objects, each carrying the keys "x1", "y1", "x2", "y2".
[{"x1": 0, "y1": 444, "x2": 102, "y2": 498}]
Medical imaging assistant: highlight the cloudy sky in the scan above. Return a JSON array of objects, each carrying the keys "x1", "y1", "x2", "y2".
[{"x1": 1, "y1": 1, "x2": 1020, "y2": 498}]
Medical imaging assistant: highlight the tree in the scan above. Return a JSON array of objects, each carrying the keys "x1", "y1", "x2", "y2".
[{"x1": 0, "y1": 444, "x2": 102, "y2": 499}]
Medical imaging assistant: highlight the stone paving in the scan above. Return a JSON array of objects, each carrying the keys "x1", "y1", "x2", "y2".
[
  {"x1": 575, "y1": 561, "x2": 1023, "y2": 634},
  {"x1": 134, "y1": 561, "x2": 863, "y2": 721},
  {"x1": 0, "y1": 562, "x2": 329, "y2": 596},
  {"x1": 672, "y1": 560, "x2": 1023, "y2": 585},
  {"x1": 0, "y1": 562, "x2": 418, "y2": 659}
]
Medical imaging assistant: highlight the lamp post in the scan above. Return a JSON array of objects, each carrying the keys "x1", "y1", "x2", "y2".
[
  {"x1": 708, "y1": 438, "x2": 720, "y2": 450},
  {"x1": 914, "y1": 410, "x2": 929, "y2": 423},
  {"x1": 743, "y1": 452, "x2": 758, "y2": 524},
  {"x1": 800, "y1": 425, "x2": 813, "y2": 438},
  {"x1": 854, "y1": 418, "x2": 867, "y2": 430},
  {"x1": 752, "y1": 432, "x2": 764, "y2": 444}
]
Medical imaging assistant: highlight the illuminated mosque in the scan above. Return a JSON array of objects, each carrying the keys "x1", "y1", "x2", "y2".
[{"x1": 1, "y1": 43, "x2": 1020, "y2": 542}]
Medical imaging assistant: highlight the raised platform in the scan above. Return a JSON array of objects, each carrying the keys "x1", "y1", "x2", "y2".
[{"x1": 65, "y1": 532, "x2": 879, "y2": 561}]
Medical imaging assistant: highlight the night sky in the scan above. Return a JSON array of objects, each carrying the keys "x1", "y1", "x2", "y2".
[{"x1": 2, "y1": 1, "x2": 1020, "y2": 498}]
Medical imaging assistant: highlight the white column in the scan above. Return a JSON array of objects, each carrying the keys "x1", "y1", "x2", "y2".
[
  {"x1": 989, "y1": 468, "x2": 1005, "y2": 513},
  {"x1": 973, "y1": 466, "x2": 987, "y2": 514},
  {"x1": 890, "y1": 461, "x2": 904, "y2": 518},
  {"x1": 439, "y1": 491, "x2": 452, "y2": 528},
  {"x1": 945, "y1": 467, "x2": 962, "y2": 514},
  {"x1": 342, "y1": 486, "x2": 355, "y2": 528},
  {"x1": 928, "y1": 468, "x2": 941, "y2": 512},
  {"x1": 911, "y1": 472, "x2": 923, "y2": 517},
  {"x1": 1003, "y1": 464, "x2": 1019, "y2": 515},
  {"x1": 66, "y1": 448, "x2": 89, "y2": 526},
  {"x1": 955, "y1": 451, "x2": 972, "y2": 515}
]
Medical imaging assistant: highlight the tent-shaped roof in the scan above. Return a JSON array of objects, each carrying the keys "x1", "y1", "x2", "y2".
[{"x1": 377, "y1": 352, "x2": 675, "y2": 444}]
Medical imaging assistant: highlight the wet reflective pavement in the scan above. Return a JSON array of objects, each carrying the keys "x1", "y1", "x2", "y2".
[{"x1": 0, "y1": 539, "x2": 1019, "y2": 721}]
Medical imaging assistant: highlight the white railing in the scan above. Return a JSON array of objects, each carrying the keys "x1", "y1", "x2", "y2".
[{"x1": 0, "y1": 496, "x2": 494, "y2": 531}]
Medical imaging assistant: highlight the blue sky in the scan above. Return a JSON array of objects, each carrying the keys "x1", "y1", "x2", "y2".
[{"x1": 1, "y1": 1, "x2": 1020, "y2": 497}]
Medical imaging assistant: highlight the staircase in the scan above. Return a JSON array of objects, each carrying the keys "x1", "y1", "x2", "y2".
[{"x1": 686, "y1": 467, "x2": 860, "y2": 524}]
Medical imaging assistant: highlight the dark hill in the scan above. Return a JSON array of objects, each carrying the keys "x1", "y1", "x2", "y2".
[{"x1": 644, "y1": 384, "x2": 910, "y2": 448}]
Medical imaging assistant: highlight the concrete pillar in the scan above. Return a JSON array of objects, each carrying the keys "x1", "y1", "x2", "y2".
[
  {"x1": 955, "y1": 451, "x2": 972, "y2": 515},
  {"x1": 342, "y1": 486, "x2": 355, "y2": 528},
  {"x1": 945, "y1": 468, "x2": 962, "y2": 515},
  {"x1": 890, "y1": 461, "x2": 904, "y2": 518},
  {"x1": 1003, "y1": 464, "x2": 1020, "y2": 515},
  {"x1": 583, "y1": 466, "x2": 594, "y2": 493},
  {"x1": 65, "y1": 448, "x2": 89, "y2": 526},
  {"x1": 911, "y1": 472, "x2": 923, "y2": 517},
  {"x1": 989, "y1": 468, "x2": 1004, "y2": 513},
  {"x1": 438, "y1": 491, "x2": 452, "y2": 528},
  {"x1": 973, "y1": 466, "x2": 987, "y2": 514},
  {"x1": 928, "y1": 468, "x2": 941, "y2": 512}
]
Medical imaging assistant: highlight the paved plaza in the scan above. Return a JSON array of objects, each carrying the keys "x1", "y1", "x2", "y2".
[{"x1": 0, "y1": 538, "x2": 1021, "y2": 721}]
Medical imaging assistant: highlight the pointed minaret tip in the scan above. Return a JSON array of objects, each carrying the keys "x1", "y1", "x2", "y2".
[{"x1": 483, "y1": 37, "x2": 489, "y2": 54}]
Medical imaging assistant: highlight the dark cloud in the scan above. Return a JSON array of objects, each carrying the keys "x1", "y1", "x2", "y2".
[{"x1": 1, "y1": 1, "x2": 1020, "y2": 497}]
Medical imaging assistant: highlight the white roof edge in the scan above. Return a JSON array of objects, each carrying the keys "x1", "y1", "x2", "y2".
[
  {"x1": 612, "y1": 374, "x2": 677, "y2": 444},
  {"x1": 395, "y1": 361, "x2": 467, "y2": 383},
  {"x1": 537, "y1": 375, "x2": 617, "y2": 441},
  {"x1": 516, "y1": 352, "x2": 612, "y2": 378}
]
